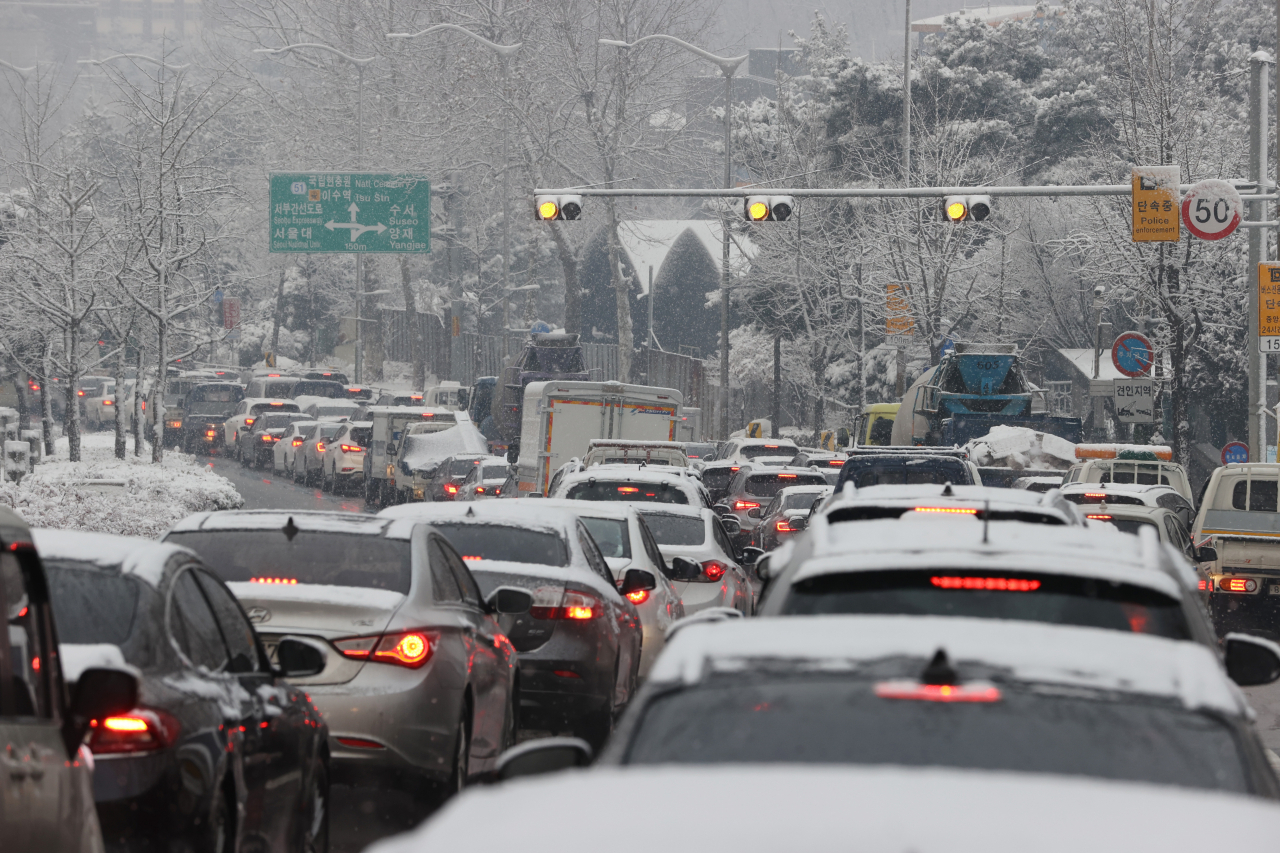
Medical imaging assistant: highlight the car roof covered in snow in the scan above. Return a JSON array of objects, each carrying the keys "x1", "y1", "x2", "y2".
[
  {"x1": 648, "y1": 615, "x2": 1242, "y2": 714},
  {"x1": 167, "y1": 510, "x2": 418, "y2": 540},
  {"x1": 32, "y1": 528, "x2": 193, "y2": 588},
  {"x1": 556, "y1": 466, "x2": 704, "y2": 491},
  {"x1": 532, "y1": 498, "x2": 643, "y2": 522},
  {"x1": 820, "y1": 482, "x2": 1084, "y2": 523},
  {"x1": 365, "y1": 763, "x2": 1280, "y2": 853}
]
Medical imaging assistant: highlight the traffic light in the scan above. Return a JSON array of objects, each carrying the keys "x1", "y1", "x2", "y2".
[
  {"x1": 745, "y1": 196, "x2": 794, "y2": 222},
  {"x1": 535, "y1": 195, "x2": 583, "y2": 221},
  {"x1": 943, "y1": 195, "x2": 992, "y2": 223}
]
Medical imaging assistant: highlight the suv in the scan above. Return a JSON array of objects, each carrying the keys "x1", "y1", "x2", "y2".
[
  {"x1": 716, "y1": 438, "x2": 801, "y2": 465},
  {"x1": 223, "y1": 398, "x2": 300, "y2": 451},
  {"x1": 1058, "y1": 482, "x2": 1194, "y2": 528},
  {"x1": 839, "y1": 450, "x2": 981, "y2": 488},
  {"x1": 237, "y1": 411, "x2": 311, "y2": 468},
  {"x1": 752, "y1": 484, "x2": 833, "y2": 551},
  {"x1": 180, "y1": 383, "x2": 247, "y2": 455},
  {"x1": 426, "y1": 454, "x2": 490, "y2": 502},
  {"x1": 322, "y1": 421, "x2": 372, "y2": 495}
]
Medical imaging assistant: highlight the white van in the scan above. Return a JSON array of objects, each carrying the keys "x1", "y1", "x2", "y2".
[{"x1": 1192, "y1": 463, "x2": 1280, "y2": 633}]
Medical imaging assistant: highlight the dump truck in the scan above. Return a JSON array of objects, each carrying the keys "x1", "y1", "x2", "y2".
[
  {"x1": 492, "y1": 332, "x2": 591, "y2": 450},
  {"x1": 891, "y1": 344, "x2": 1082, "y2": 447}
]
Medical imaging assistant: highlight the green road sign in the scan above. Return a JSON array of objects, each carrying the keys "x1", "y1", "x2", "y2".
[{"x1": 269, "y1": 172, "x2": 430, "y2": 253}]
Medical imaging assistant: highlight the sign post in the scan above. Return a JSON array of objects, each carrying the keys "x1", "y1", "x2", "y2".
[
  {"x1": 1112, "y1": 378, "x2": 1156, "y2": 424},
  {"x1": 1131, "y1": 166, "x2": 1180, "y2": 242},
  {"x1": 269, "y1": 172, "x2": 430, "y2": 254}
]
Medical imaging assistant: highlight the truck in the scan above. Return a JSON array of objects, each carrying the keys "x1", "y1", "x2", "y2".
[
  {"x1": 493, "y1": 332, "x2": 591, "y2": 449},
  {"x1": 891, "y1": 344, "x2": 1082, "y2": 447},
  {"x1": 362, "y1": 406, "x2": 457, "y2": 506},
  {"x1": 516, "y1": 381, "x2": 683, "y2": 496}
]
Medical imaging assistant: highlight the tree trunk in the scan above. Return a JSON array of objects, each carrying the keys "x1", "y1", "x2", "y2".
[
  {"x1": 271, "y1": 266, "x2": 286, "y2": 365},
  {"x1": 65, "y1": 320, "x2": 81, "y2": 463},
  {"x1": 605, "y1": 200, "x2": 633, "y2": 379},
  {"x1": 153, "y1": 320, "x2": 166, "y2": 463},
  {"x1": 114, "y1": 341, "x2": 127, "y2": 460},
  {"x1": 40, "y1": 340, "x2": 53, "y2": 458},
  {"x1": 133, "y1": 345, "x2": 143, "y2": 457},
  {"x1": 549, "y1": 222, "x2": 581, "y2": 335},
  {"x1": 400, "y1": 255, "x2": 425, "y2": 391}
]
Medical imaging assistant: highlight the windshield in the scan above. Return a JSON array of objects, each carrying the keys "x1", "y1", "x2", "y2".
[
  {"x1": 638, "y1": 512, "x2": 705, "y2": 546},
  {"x1": 262, "y1": 380, "x2": 296, "y2": 398},
  {"x1": 293, "y1": 380, "x2": 345, "y2": 398},
  {"x1": 777, "y1": 569, "x2": 1190, "y2": 638},
  {"x1": 740, "y1": 444, "x2": 798, "y2": 460},
  {"x1": 744, "y1": 474, "x2": 828, "y2": 498},
  {"x1": 621, "y1": 672, "x2": 1249, "y2": 793},
  {"x1": 187, "y1": 385, "x2": 244, "y2": 415},
  {"x1": 684, "y1": 443, "x2": 716, "y2": 459},
  {"x1": 431, "y1": 523, "x2": 568, "y2": 566},
  {"x1": 565, "y1": 480, "x2": 689, "y2": 504},
  {"x1": 165, "y1": 530, "x2": 411, "y2": 593},
  {"x1": 581, "y1": 517, "x2": 631, "y2": 559},
  {"x1": 841, "y1": 458, "x2": 974, "y2": 487},
  {"x1": 349, "y1": 427, "x2": 372, "y2": 446}
]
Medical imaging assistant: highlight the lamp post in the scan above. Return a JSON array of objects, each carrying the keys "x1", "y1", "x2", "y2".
[
  {"x1": 0, "y1": 59, "x2": 37, "y2": 78},
  {"x1": 599, "y1": 35, "x2": 747, "y2": 441},
  {"x1": 254, "y1": 43, "x2": 375, "y2": 382},
  {"x1": 388, "y1": 25, "x2": 523, "y2": 353}
]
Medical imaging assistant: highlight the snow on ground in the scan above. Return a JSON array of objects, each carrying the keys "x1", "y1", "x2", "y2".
[{"x1": 0, "y1": 433, "x2": 243, "y2": 538}]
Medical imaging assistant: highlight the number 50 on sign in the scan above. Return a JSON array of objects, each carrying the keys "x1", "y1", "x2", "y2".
[{"x1": 1259, "y1": 263, "x2": 1280, "y2": 353}]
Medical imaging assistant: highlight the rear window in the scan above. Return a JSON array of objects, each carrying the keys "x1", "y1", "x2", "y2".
[
  {"x1": 349, "y1": 427, "x2": 372, "y2": 445},
  {"x1": 744, "y1": 473, "x2": 828, "y2": 498},
  {"x1": 189, "y1": 385, "x2": 243, "y2": 403},
  {"x1": 778, "y1": 569, "x2": 1190, "y2": 639},
  {"x1": 639, "y1": 512, "x2": 706, "y2": 546},
  {"x1": 740, "y1": 444, "x2": 798, "y2": 460},
  {"x1": 581, "y1": 518, "x2": 631, "y2": 559},
  {"x1": 45, "y1": 564, "x2": 140, "y2": 646},
  {"x1": 260, "y1": 413, "x2": 305, "y2": 430},
  {"x1": 621, "y1": 672, "x2": 1250, "y2": 794},
  {"x1": 841, "y1": 458, "x2": 974, "y2": 487},
  {"x1": 431, "y1": 523, "x2": 568, "y2": 566},
  {"x1": 1064, "y1": 492, "x2": 1146, "y2": 507},
  {"x1": 1089, "y1": 516, "x2": 1158, "y2": 536},
  {"x1": 1232, "y1": 480, "x2": 1278, "y2": 511},
  {"x1": 1100, "y1": 463, "x2": 1172, "y2": 486},
  {"x1": 451, "y1": 458, "x2": 483, "y2": 475},
  {"x1": 165, "y1": 530, "x2": 412, "y2": 593},
  {"x1": 482, "y1": 464, "x2": 509, "y2": 480},
  {"x1": 292, "y1": 381, "x2": 345, "y2": 398},
  {"x1": 701, "y1": 468, "x2": 737, "y2": 491},
  {"x1": 566, "y1": 480, "x2": 689, "y2": 504},
  {"x1": 311, "y1": 405, "x2": 354, "y2": 417},
  {"x1": 263, "y1": 380, "x2": 296, "y2": 398}
]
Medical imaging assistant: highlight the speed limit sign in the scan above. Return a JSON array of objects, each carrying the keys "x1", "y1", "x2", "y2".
[{"x1": 1181, "y1": 179, "x2": 1242, "y2": 240}]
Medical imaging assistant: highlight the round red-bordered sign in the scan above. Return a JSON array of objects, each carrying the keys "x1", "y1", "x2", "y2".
[
  {"x1": 1112, "y1": 332, "x2": 1154, "y2": 378},
  {"x1": 1181, "y1": 179, "x2": 1242, "y2": 241},
  {"x1": 1221, "y1": 441, "x2": 1249, "y2": 465}
]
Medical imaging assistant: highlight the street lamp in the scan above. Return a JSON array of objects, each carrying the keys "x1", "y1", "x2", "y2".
[
  {"x1": 388, "y1": 25, "x2": 523, "y2": 370},
  {"x1": 0, "y1": 59, "x2": 37, "y2": 79},
  {"x1": 600, "y1": 35, "x2": 748, "y2": 441},
  {"x1": 254, "y1": 43, "x2": 376, "y2": 383},
  {"x1": 78, "y1": 54, "x2": 190, "y2": 72}
]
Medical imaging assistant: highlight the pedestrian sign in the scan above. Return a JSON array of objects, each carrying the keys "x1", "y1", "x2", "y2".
[
  {"x1": 1259, "y1": 264, "x2": 1280, "y2": 352},
  {"x1": 1222, "y1": 441, "x2": 1249, "y2": 465},
  {"x1": 1111, "y1": 332, "x2": 1154, "y2": 377},
  {"x1": 1131, "y1": 166, "x2": 1180, "y2": 242},
  {"x1": 269, "y1": 172, "x2": 430, "y2": 254}
]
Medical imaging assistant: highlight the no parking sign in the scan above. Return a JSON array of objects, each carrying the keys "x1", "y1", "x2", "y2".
[
  {"x1": 1111, "y1": 332, "x2": 1154, "y2": 378},
  {"x1": 1222, "y1": 441, "x2": 1249, "y2": 465}
]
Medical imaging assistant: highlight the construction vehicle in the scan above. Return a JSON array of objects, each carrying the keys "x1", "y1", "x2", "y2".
[
  {"x1": 851, "y1": 403, "x2": 900, "y2": 446},
  {"x1": 493, "y1": 332, "x2": 590, "y2": 453},
  {"x1": 890, "y1": 344, "x2": 1082, "y2": 447}
]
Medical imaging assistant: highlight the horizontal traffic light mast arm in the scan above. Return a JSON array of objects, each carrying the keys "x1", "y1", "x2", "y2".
[{"x1": 534, "y1": 182, "x2": 1274, "y2": 200}]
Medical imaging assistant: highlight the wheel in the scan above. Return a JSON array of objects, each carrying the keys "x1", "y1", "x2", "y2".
[
  {"x1": 446, "y1": 714, "x2": 470, "y2": 799},
  {"x1": 297, "y1": 759, "x2": 329, "y2": 853},
  {"x1": 293, "y1": 460, "x2": 304, "y2": 484},
  {"x1": 239, "y1": 445, "x2": 250, "y2": 467},
  {"x1": 364, "y1": 479, "x2": 377, "y2": 507},
  {"x1": 321, "y1": 465, "x2": 333, "y2": 493}
]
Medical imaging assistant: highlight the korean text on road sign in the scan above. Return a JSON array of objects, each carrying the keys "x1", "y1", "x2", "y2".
[
  {"x1": 269, "y1": 172, "x2": 430, "y2": 254},
  {"x1": 1259, "y1": 264, "x2": 1280, "y2": 353},
  {"x1": 886, "y1": 283, "x2": 915, "y2": 345},
  {"x1": 1112, "y1": 379, "x2": 1155, "y2": 424},
  {"x1": 1131, "y1": 165, "x2": 1180, "y2": 243}
]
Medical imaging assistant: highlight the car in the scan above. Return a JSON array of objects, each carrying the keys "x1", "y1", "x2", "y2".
[
  {"x1": 697, "y1": 460, "x2": 742, "y2": 504},
  {"x1": 720, "y1": 466, "x2": 829, "y2": 535},
  {"x1": 301, "y1": 369, "x2": 349, "y2": 385},
  {"x1": 715, "y1": 437, "x2": 800, "y2": 464},
  {"x1": 839, "y1": 449, "x2": 982, "y2": 488},
  {"x1": 0, "y1": 509, "x2": 139, "y2": 851},
  {"x1": 426, "y1": 454, "x2": 492, "y2": 502},
  {"x1": 84, "y1": 379, "x2": 136, "y2": 431},
  {"x1": 164, "y1": 510, "x2": 525, "y2": 805},
  {"x1": 551, "y1": 466, "x2": 711, "y2": 507},
  {"x1": 222, "y1": 398, "x2": 300, "y2": 452},
  {"x1": 751, "y1": 483, "x2": 833, "y2": 551},
  {"x1": 1063, "y1": 443, "x2": 1193, "y2": 501},
  {"x1": 244, "y1": 374, "x2": 302, "y2": 399},
  {"x1": 374, "y1": 391, "x2": 426, "y2": 407},
  {"x1": 755, "y1": 517, "x2": 1218, "y2": 652},
  {"x1": 37, "y1": 528, "x2": 330, "y2": 852},
  {"x1": 790, "y1": 450, "x2": 847, "y2": 484},
  {"x1": 681, "y1": 441, "x2": 717, "y2": 463},
  {"x1": 361, "y1": 763, "x2": 1280, "y2": 853},
  {"x1": 457, "y1": 457, "x2": 511, "y2": 501},
  {"x1": 811, "y1": 483, "x2": 1089, "y2": 529},
  {"x1": 377, "y1": 502, "x2": 646, "y2": 750},
  {"x1": 273, "y1": 420, "x2": 319, "y2": 477},
  {"x1": 1080, "y1": 502, "x2": 1197, "y2": 560},
  {"x1": 322, "y1": 421, "x2": 372, "y2": 495},
  {"x1": 1013, "y1": 474, "x2": 1065, "y2": 492},
  {"x1": 534, "y1": 500, "x2": 687, "y2": 677},
  {"x1": 237, "y1": 411, "x2": 312, "y2": 468},
  {"x1": 295, "y1": 421, "x2": 346, "y2": 486},
  {"x1": 635, "y1": 505, "x2": 754, "y2": 616},
  {"x1": 496, "y1": 468, "x2": 521, "y2": 499},
  {"x1": 586, "y1": 615, "x2": 1280, "y2": 796},
  {"x1": 1059, "y1": 481, "x2": 1195, "y2": 528},
  {"x1": 76, "y1": 375, "x2": 114, "y2": 417},
  {"x1": 181, "y1": 383, "x2": 248, "y2": 455},
  {"x1": 295, "y1": 395, "x2": 361, "y2": 421},
  {"x1": 344, "y1": 385, "x2": 375, "y2": 400}
]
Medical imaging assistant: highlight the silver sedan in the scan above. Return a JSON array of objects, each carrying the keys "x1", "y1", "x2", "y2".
[{"x1": 636, "y1": 505, "x2": 755, "y2": 616}]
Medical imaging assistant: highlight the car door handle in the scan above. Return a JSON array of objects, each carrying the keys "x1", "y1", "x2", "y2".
[{"x1": 2, "y1": 747, "x2": 31, "y2": 780}]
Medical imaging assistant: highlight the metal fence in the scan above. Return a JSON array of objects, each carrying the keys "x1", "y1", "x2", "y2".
[{"x1": 381, "y1": 308, "x2": 449, "y2": 371}]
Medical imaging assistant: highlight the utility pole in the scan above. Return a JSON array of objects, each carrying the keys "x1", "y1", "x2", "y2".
[
  {"x1": 1249, "y1": 53, "x2": 1271, "y2": 461},
  {"x1": 902, "y1": 0, "x2": 912, "y2": 185}
]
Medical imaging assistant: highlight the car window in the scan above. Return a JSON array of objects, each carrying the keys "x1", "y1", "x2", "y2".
[
  {"x1": 1232, "y1": 480, "x2": 1278, "y2": 511},
  {"x1": 169, "y1": 569, "x2": 229, "y2": 672},
  {"x1": 581, "y1": 517, "x2": 631, "y2": 559},
  {"x1": 745, "y1": 474, "x2": 828, "y2": 498},
  {"x1": 636, "y1": 519, "x2": 668, "y2": 572},
  {"x1": 711, "y1": 517, "x2": 736, "y2": 558},
  {"x1": 639, "y1": 512, "x2": 706, "y2": 546},
  {"x1": 194, "y1": 570, "x2": 261, "y2": 674},
  {"x1": 442, "y1": 543, "x2": 484, "y2": 607},
  {"x1": 565, "y1": 479, "x2": 690, "y2": 504},
  {"x1": 1164, "y1": 516, "x2": 1193, "y2": 557},
  {"x1": 429, "y1": 523, "x2": 569, "y2": 566},
  {"x1": 0, "y1": 550, "x2": 52, "y2": 718},
  {"x1": 577, "y1": 524, "x2": 616, "y2": 585},
  {"x1": 740, "y1": 444, "x2": 798, "y2": 460},
  {"x1": 429, "y1": 539, "x2": 462, "y2": 602}
]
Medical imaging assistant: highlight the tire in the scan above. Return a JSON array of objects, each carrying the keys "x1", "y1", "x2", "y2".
[
  {"x1": 321, "y1": 465, "x2": 333, "y2": 493},
  {"x1": 364, "y1": 479, "x2": 377, "y2": 507},
  {"x1": 297, "y1": 759, "x2": 329, "y2": 853},
  {"x1": 446, "y1": 714, "x2": 470, "y2": 799},
  {"x1": 239, "y1": 445, "x2": 250, "y2": 467},
  {"x1": 293, "y1": 460, "x2": 304, "y2": 484}
]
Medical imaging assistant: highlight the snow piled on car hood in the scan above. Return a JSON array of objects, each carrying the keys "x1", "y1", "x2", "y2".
[
  {"x1": 1, "y1": 434, "x2": 242, "y2": 538},
  {"x1": 367, "y1": 764, "x2": 1280, "y2": 853},
  {"x1": 400, "y1": 423, "x2": 488, "y2": 472}
]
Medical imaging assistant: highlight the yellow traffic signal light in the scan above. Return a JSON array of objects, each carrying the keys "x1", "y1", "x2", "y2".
[
  {"x1": 945, "y1": 196, "x2": 968, "y2": 222},
  {"x1": 744, "y1": 196, "x2": 795, "y2": 222},
  {"x1": 535, "y1": 195, "x2": 583, "y2": 221},
  {"x1": 537, "y1": 198, "x2": 560, "y2": 220},
  {"x1": 944, "y1": 195, "x2": 992, "y2": 223},
  {"x1": 747, "y1": 199, "x2": 770, "y2": 221}
]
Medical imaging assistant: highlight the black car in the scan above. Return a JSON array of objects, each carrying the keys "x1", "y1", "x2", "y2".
[
  {"x1": 837, "y1": 451, "x2": 979, "y2": 489},
  {"x1": 238, "y1": 411, "x2": 312, "y2": 468},
  {"x1": 427, "y1": 455, "x2": 489, "y2": 502},
  {"x1": 180, "y1": 383, "x2": 246, "y2": 455},
  {"x1": 35, "y1": 529, "x2": 330, "y2": 853}
]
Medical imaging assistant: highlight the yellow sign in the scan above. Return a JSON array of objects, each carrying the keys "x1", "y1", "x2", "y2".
[
  {"x1": 452, "y1": 315, "x2": 461, "y2": 337},
  {"x1": 886, "y1": 283, "x2": 915, "y2": 337},
  {"x1": 1259, "y1": 264, "x2": 1280, "y2": 352},
  {"x1": 1131, "y1": 166, "x2": 1180, "y2": 242}
]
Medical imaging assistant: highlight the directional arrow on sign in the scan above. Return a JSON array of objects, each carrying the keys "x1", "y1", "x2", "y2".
[{"x1": 325, "y1": 202, "x2": 387, "y2": 240}]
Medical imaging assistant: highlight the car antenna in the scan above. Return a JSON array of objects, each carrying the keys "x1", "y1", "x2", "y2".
[
  {"x1": 982, "y1": 500, "x2": 990, "y2": 544},
  {"x1": 941, "y1": 482, "x2": 954, "y2": 497},
  {"x1": 282, "y1": 516, "x2": 299, "y2": 542},
  {"x1": 921, "y1": 649, "x2": 958, "y2": 685},
  {"x1": 466, "y1": 506, "x2": 475, "y2": 517}
]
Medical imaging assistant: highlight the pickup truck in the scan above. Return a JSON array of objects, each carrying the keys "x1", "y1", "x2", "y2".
[{"x1": 361, "y1": 406, "x2": 457, "y2": 506}]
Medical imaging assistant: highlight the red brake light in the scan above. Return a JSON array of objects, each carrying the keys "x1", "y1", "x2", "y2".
[
  {"x1": 475, "y1": 487, "x2": 486, "y2": 494},
  {"x1": 250, "y1": 577, "x2": 297, "y2": 584},
  {"x1": 1087, "y1": 514, "x2": 1112, "y2": 520},
  {"x1": 626, "y1": 589, "x2": 649, "y2": 604},
  {"x1": 765, "y1": 444, "x2": 778, "y2": 448},
  {"x1": 930, "y1": 576, "x2": 1041, "y2": 591},
  {"x1": 1085, "y1": 492, "x2": 1107, "y2": 498},
  {"x1": 776, "y1": 519, "x2": 793, "y2": 532},
  {"x1": 530, "y1": 590, "x2": 601, "y2": 621},
  {"x1": 778, "y1": 473, "x2": 797, "y2": 478},
  {"x1": 875, "y1": 681, "x2": 1002, "y2": 703},
  {"x1": 77, "y1": 390, "x2": 85, "y2": 396},
  {"x1": 1198, "y1": 579, "x2": 1207, "y2": 590},
  {"x1": 733, "y1": 500, "x2": 759, "y2": 510},
  {"x1": 261, "y1": 434, "x2": 277, "y2": 442},
  {"x1": 340, "y1": 444, "x2": 364, "y2": 453},
  {"x1": 103, "y1": 399, "x2": 113, "y2": 406},
  {"x1": 618, "y1": 486, "x2": 639, "y2": 493},
  {"x1": 421, "y1": 412, "x2": 433, "y2": 417},
  {"x1": 913, "y1": 507, "x2": 978, "y2": 515},
  {"x1": 244, "y1": 417, "x2": 256, "y2": 427},
  {"x1": 269, "y1": 402, "x2": 284, "y2": 406},
  {"x1": 316, "y1": 442, "x2": 326, "y2": 452},
  {"x1": 292, "y1": 438, "x2": 304, "y2": 447},
  {"x1": 1225, "y1": 578, "x2": 1255, "y2": 592},
  {"x1": 267, "y1": 373, "x2": 280, "y2": 377},
  {"x1": 205, "y1": 429, "x2": 216, "y2": 438},
  {"x1": 461, "y1": 555, "x2": 482, "y2": 561},
  {"x1": 445, "y1": 484, "x2": 458, "y2": 494},
  {"x1": 827, "y1": 460, "x2": 845, "y2": 466},
  {"x1": 701, "y1": 560, "x2": 727, "y2": 581},
  {"x1": 730, "y1": 466, "x2": 740, "y2": 471},
  {"x1": 335, "y1": 631, "x2": 433, "y2": 668},
  {"x1": 336, "y1": 737, "x2": 384, "y2": 749},
  {"x1": 89, "y1": 708, "x2": 180, "y2": 754}
]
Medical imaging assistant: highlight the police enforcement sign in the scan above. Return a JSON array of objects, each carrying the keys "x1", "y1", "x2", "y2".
[
  {"x1": 1131, "y1": 165, "x2": 1180, "y2": 243},
  {"x1": 1222, "y1": 441, "x2": 1249, "y2": 465},
  {"x1": 1111, "y1": 332, "x2": 1154, "y2": 377}
]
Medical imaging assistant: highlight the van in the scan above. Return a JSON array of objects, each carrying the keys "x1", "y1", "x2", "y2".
[{"x1": 1193, "y1": 463, "x2": 1280, "y2": 636}]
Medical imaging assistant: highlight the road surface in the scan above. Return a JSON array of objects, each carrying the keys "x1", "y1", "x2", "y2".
[{"x1": 204, "y1": 454, "x2": 372, "y2": 514}]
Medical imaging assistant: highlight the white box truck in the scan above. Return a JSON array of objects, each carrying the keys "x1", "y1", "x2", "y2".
[{"x1": 516, "y1": 381, "x2": 683, "y2": 496}]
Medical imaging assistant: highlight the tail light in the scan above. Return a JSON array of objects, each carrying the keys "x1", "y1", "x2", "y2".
[
  {"x1": 77, "y1": 389, "x2": 85, "y2": 396},
  {"x1": 89, "y1": 708, "x2": 180, "y2": 754},
  {"x1": 776, "y1": 519, "x2": 793, "y2": 532},
  {"x1": 733, "y1": 500, "x2": 759, "y2": 511},
  {"x1": 340, "y1": 444, "x2": 364, "y2": 453},
  {"x1": 700, "y1": 560, "x2": 727, "y2": 582},
  {"x1": 292, "y1": 438, "x2": 304, "y2": 447},
  {"x1": 931, "y1": 576, "x2": 1041, "y2": 591},
  {"x1": 626, "y1": 589, "x2": 649, "y2": 605},
  {"x1": 244, "y1": 417, "x2": 255, "y2": 427},
  {"x1": 205, "y1": 429, "x2": 216, "y2": 439},
  {"x1": 475, "y1": 487, "x2": 486, "y2": 494},
  {"x1": 316, "y1": 442, "x2": 326, "y2": 452},
  {"x1": 913, "y1": 507, "x2": 978, "y2": 515},
  {"x1": 445, "y1": 484, "x2": 458, "y2": 494},
  {"x1": 335, "y1": 630, "x2": 434, "y2": 668},
  {"x1": 531, "y1": 589, "x2": 601, "y2": 621},
  {"x1": 1086, "y1": 514, "x2": 1112, "y2": 520},
  {"x1": 875, "y1": 681, "x2": 1002, "y2": 703},
  {"x1": 102, "y1": 399, "x2": 113, "y2": 406},
  {"x1": 261, "y1": 434, "x2": 277, "y2": 442}
]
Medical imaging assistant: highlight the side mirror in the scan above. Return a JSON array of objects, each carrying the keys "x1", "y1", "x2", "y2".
[
  {"x1": 711, "y1": 504, "x2": 731, "y2": 517},
  {"x1": 67, "y1": 667, "x2": 139, "y2": 751},
  {"x1": 488, "y1": 586, "x2": 533, "y2": 614},
  {"x1": 276, "y1": 636, "x2": 327, "y2": 678},
  {"x1": 668, "y1": 556, "x2": 703, "y2": 582},
  {"x1": 740, "y1": 546, "x2": 765, "y2": 566},
  {"x1": 720, "y1": 516, "x2": 742, "y2": 535},
  {"x1": 789, "y1": 515, "x2": 808, "y2": 531},
  {"x1": 755, "y1": 554, "x2": 772, "y2": 581},
  {"x1": 1195, "y1": 546, "x2": 1218, "y2": 563},
  {"x1": 493, "y1": 737, "x2": 592, "y2": 782},
  {"x1": 746, "y1": 507, "x2": 761, "y2": 519},
  {"x1": 1224, "y1": 633, "x2": 1280, "y2": 686},
  {"x1": 619, "y1": 568, "x2": 657, "y2": 596}
]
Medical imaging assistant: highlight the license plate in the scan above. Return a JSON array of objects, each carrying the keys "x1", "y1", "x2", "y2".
[
  {"x1": 1270, "y1": 586, "x2": 1280, "y2": 596},
  {"x1": 263, "y1": 641, "x2": 280, "y2": 665}
]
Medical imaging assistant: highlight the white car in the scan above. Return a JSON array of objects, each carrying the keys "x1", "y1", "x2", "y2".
[
  {"x1": 321, "y1": 420, "x2": 372, "y2": 495},
  {"x1": 715, "y1": 437, "x2": 801, "y2": 464},
  {"x1": 295, "y1": 395, "x2": 361, "y2": 422},
  {"x1": 534, "y1": 499, "x2": 686, "y2": 677},
  {"x1": 812, "y1": 482, "x2": 1089, "y2": 527},
  {"x1": 223, "y1": 398, "x2": 298, "y2": 449},
  {"x1": 634, "y1": 505, "x2": 754, "y2": 616},
  {"x1": 273, "y1": 420, "x2": 319, "y2": 477},
  {"x1": 551, "y1": 465, "x2": 711, "y2": 508},
  {"x1": 1077, "y1": 501, "x2": 1197, "y2": 561},
  {"x1": 1058, "y1": 481, "x2": 1195, "y2": 528},
  {"x1": 84, "y1": 379, "x2": 135, "y2": 430},
  {"x1": 457, "y1": 457, "x2": 513, "y2": 501}
]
